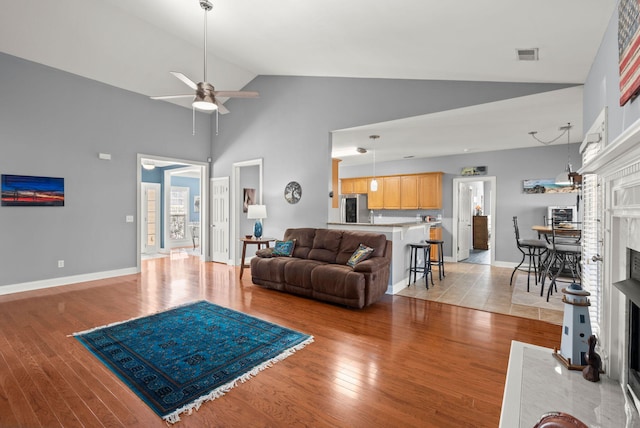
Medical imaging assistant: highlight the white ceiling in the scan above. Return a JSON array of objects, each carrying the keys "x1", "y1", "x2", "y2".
[{"x1": 0, "y1": 0, "x2": 616, "y2": 164}]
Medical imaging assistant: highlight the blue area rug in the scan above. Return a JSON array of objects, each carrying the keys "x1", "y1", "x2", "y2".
[{"x1": 73, "y1": 301, "x2": 313, "y2": 423}]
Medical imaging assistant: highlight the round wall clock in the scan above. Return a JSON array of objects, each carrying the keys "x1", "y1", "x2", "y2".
[{"x1": 284, "y1": 181, "x2": 302, "y2": 204}]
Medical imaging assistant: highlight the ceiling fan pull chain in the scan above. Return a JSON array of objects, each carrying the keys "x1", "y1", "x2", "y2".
[
  {"x1": 192, "y1": 106, "x2": 196, "y2": 136},
  {"x1": 216, "y1": 109, "x2": 219, "y2": 135}
]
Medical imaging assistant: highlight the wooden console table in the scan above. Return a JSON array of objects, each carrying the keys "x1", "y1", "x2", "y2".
[{"x1": 239, "y1": 237, "x2": 275, "y2": 279}]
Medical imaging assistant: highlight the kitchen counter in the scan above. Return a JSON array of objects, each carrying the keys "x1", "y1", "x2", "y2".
[{"x1": 328, "y1": 221, "x2": 441, "y2": 294}]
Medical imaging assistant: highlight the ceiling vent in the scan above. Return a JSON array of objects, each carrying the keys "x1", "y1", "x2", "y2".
[{"x1": 517, "y1": 48, "x2": 539, "y2": 61}]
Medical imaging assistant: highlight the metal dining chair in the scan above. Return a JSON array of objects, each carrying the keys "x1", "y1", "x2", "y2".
[
  {"x1": 541, "y1": 221, "x2": 582, "y2": 301},
  {"x1": 510, "y1": 216, "x2": 548, "y2": 291}
]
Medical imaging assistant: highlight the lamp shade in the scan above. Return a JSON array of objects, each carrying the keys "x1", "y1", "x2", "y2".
[{"x1": 247, "y1": 204, "x2": 267, "y2": 219}]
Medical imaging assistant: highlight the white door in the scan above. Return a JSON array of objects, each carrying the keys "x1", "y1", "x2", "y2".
[
  {"x1": 211, "y1": 177, "x2": 230, "y2": 263},
  {"x1": 458, "y1": 183, "x2": 472, "y2": 260},
  {"x1": 141, "y1": 183, "x2": 161, "y2": 254}
]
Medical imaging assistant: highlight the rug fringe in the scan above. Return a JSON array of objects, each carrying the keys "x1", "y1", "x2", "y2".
[{"x1": 162, "y1": 335, "x2": 314, "y2": 424}]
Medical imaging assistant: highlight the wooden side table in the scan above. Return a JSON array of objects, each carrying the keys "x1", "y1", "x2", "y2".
[{"x1": 239, "y1": 237, "x2": 275, "y2": 279}]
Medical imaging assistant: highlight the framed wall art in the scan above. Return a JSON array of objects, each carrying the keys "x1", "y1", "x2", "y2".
[
  {"x1": 522, "y1": 178, "x2": 577, "y2": 194},
  {"x1": 1, "y1": 174, "x2": 65, "y2": 206}
]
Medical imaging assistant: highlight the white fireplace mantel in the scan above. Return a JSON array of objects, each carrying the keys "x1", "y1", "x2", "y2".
[{"x1": 580, "y1": 117, "x2": 640, "y2": 177}]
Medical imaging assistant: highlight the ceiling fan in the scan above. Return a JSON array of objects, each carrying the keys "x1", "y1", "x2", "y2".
[{"x1": 151, "y1": 0, "x2": 258, "y2": 114}]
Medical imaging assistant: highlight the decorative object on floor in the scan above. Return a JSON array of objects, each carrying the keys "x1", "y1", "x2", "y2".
[
  {"x1": 72, "y1": 301, "x2": 313, "y2": 424},
  {"x1": 553, "y1": 283, "x2": 592, "y2": 370},
  {"x1": 247, "y1": 204, "x2": 267, "y2": 238},
  {"x1": 284, "y1": 181, "x2": 301, "y2": 204},
  {"x1": 582, "y1": 335, "x2": 601, "y2": 382},
  {"x1": 1, "y1": 174, "x2": 65, "y2": 207}
]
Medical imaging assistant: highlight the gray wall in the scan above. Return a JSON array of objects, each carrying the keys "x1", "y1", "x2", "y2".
[
  {"x1": 584, "y1": 7, "x2": 640, "y2": 143},
  {"x1": 0, "y1": 53, "x2": 211, "y2": 287},
  {"x1": 341, "y1": 144, "x2": 581, "y2": 263},
  {"x1": 212, "y1": 75, "x2": 575, "y2": 243}
]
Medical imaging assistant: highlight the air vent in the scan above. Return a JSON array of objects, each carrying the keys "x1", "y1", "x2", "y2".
[{"x1": 517, "y1": 48, "x2": 539, "y2": 61}]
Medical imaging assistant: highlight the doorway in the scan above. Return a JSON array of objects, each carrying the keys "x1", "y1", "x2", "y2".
[
  {"x1": 230, "y1": 159, "x2": 263, "y2": 266},
  {"x1": 452, "y1": 176, "x2": 496, "y2": 265},
  {"x1": 137, "y1": 154, "x2": 210, "y2": 270}
]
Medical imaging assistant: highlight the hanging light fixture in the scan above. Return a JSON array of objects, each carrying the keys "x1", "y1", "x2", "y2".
[
  {"x1": 369, "y1": 135, "x2": 380, "y2": 191},
  {"x1": 555, "y1": 123, "x2": 573, "y2": 186}
]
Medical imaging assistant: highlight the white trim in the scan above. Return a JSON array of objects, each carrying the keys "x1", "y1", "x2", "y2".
[
  {"x1": 231, "y1": 159, "x2": 263, "y2": 266},
  {"x1": 452, "y1": 176, "x2": 497, "y2": 264},
  {"x1": 0, "y1": 267, "x2": 138, "y2": 297}
]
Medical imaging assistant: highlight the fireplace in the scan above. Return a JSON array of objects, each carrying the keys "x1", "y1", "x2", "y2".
[{"x1": 615, "y1": 248, "x2": 640, "y2": 410}]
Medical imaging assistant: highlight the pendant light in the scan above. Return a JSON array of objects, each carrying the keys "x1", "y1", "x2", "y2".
[
  {"x1": 370, "y1": 135, "x2": 380, "y2": 191},
  {"x1": 555, "y1": 123, "x2": 573, "y2": 186}
]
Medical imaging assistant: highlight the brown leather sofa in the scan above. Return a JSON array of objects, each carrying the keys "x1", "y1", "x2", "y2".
[{"x1": 250, "y1": 228, "x2": 392, "y2": 309}]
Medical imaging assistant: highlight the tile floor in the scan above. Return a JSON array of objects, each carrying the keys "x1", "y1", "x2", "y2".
[{"x1": 397, "y1": 261, "x2": 564, "y2": 325}]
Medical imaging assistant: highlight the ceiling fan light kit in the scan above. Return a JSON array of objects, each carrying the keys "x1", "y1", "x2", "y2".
[{"x1": 150, "y1": 0, "x2": 258, "y2": 116}]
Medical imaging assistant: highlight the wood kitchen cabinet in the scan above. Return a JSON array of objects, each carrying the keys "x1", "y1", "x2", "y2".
[
  {"x1": 344, "y1": 171, "x2": 443, "y2": 209},
  {"x1": 341, "y1": 178, "x2": 368, "y2": 194},
  {"x1": 418, "y1": 172, "x2": 443, "y2": 209},
  {"x1": 383, "y1": 176, "x2": 401, "y2": 209},
  {"x1": 473, "y1": 216, "x2": 489, "y2": 250},
  {"x1": 367, "y1": 178, "x2": 384, "y2": 209},
  {"x1": 400, "y1": 175, "x2": 418, "y2": 209}
]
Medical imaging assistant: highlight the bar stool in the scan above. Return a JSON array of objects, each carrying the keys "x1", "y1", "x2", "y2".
[
  {"x1": 426, "y1": 239, "x2": 445, "y2": 280},
  {"x1": 408, "y1": 243, "x2": 434, "y2": 288}
]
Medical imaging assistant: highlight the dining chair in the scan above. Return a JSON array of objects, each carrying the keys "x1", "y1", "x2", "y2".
[
  {"x1": 541, "y1": 221, "x2": 582, "y2": 301},
  {"x1": 510, "y1": 216, "x2": 547, "y2": 291}
]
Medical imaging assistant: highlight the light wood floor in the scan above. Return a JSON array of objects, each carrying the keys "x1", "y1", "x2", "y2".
[{"x1": 0, "y1": 256, "x2": 561, "y2": 427}]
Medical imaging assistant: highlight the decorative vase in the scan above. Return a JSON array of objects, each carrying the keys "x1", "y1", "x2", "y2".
[{"x1": 253, "y1": 220, "x2": 263, "y2": 238}]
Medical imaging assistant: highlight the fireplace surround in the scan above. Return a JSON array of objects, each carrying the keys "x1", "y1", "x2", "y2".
[{"x1": 581, "y1": 116, "x2": 640, "y2": 418}]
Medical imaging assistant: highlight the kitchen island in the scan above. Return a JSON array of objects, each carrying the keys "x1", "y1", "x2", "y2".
[{"x1": 327, "y1": 221, "x2": 441, "y2": 294}]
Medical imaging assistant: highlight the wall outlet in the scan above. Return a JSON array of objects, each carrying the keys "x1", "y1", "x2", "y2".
[
  {"x1": 58, "y1": 260, "x2": 64, "y2": 268},
  {"x1": 126, "y1": 215, "x2": 134, "y2": 223}
]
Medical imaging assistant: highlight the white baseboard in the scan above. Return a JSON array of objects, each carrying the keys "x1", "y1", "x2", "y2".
[{"x1": 0, "y1": 267, "x2": 139, "y2": 297}]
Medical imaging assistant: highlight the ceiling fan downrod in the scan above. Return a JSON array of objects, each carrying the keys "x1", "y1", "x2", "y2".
[{"x1": 200, "y1": 0, "x2": 213, "y2": 83}]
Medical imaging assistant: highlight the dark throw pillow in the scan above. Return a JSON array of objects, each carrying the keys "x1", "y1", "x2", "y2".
[
  {"x1": 272, "y1": 239, "x2": 296, "y2": 257},
  {"x1": 347, "y1": 244, "x2": 374, "y2": 267}
]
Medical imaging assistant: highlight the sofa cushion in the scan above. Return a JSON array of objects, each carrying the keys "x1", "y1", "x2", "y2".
[
  {"x1": 308, "y1": 229, "x2": 343, "y2": 263},
  {"x1": 346, "y1": 244, "x2": 374, "y2": 267},
  {"x1": 336, "y1": 231, "x2": 387, "y2": 265},
  {"x1": 273, "y1": 239, "x2": 295, "y2": 257},
  {"x1": 310, "y1": 264, "x2": 366, "y2": 308},
  {"x1": 283, "y1": 228, "x2": 316, "y2": 259},
  {"x1": 284, "y1": 259, "x2": 326, "y2": 290}
]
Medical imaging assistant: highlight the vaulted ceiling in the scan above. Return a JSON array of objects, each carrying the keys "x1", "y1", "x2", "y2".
[{"x1": 0, "y1": 0, "x2": 616, "y2": 164}]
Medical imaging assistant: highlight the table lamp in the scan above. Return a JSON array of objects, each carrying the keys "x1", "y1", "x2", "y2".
[{"x1": 247, "y1": 204, "x2": 267, "y2": 238}]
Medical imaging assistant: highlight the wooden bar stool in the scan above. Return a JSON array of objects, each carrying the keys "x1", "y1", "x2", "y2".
[
  {"x1": 408, "y1": 243, "x2": 434, "y2": 288},
  {"x1": 426, "y1": 239, "x2": 445, "y2": 280}
]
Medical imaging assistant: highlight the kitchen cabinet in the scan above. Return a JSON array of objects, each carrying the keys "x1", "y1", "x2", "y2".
[
  {"x1": 400, "y1": 175, "x2": 418, "y2": 209},
  {"x1": 367, "y1": 178, "x2": 384, "y2": 209},
  {"x1": 383, "y1": 176, "x2": 401, "y2": 209},
  {"x1": 341, "y1": 178, "x2": 368, "y2": 194},
  {"x1": 418, "y1": 172, "x2": 443, "y2": 209},
  {"x1": 473, "y1": 216, "x2": 489, "y2": 250},
  {"x1": 345, "y1": 171, "x2": 443, "y2": 209}
]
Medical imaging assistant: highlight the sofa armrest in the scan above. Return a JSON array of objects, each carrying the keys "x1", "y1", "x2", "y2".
[{"x1": 353, "y1": 256, "x2": 388, "y2": 273}]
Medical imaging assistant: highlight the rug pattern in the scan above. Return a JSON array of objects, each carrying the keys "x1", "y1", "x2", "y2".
[{"x1": 73, "y1": 301, "x2": 313, "y2": 423}]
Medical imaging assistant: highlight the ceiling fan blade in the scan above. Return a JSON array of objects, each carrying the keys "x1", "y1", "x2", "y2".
[
  {"x1": 170, "y1": 71, "x2": 198, "y2": 90},
  {"x1": 215, "y1": 100, "x2": 230, "y2": 115},
  {"x1": 150, "y1": 94, "x2": 194, "y2": 100},
  {"x1": 213, "y1": 90, "x2": 259, "y2": 98}
]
